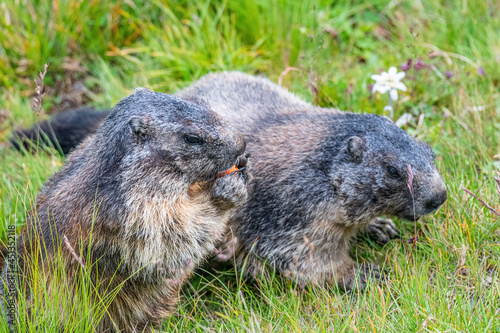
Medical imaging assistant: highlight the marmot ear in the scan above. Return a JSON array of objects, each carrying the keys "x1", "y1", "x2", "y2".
[
  {"x1": 346, "y1": 136, "x2": 367, "y2": 163},
  {"x1": 128, "y1": 115, "x2": 152, "y2": 141}
]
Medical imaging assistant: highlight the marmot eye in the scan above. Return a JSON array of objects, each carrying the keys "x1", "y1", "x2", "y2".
[
  {"x1": 184, "y1": 135, "x2": 203, "y2": 144},
  {"x1": 387, "y1": 166, "x2": 400, "y2": 179}
]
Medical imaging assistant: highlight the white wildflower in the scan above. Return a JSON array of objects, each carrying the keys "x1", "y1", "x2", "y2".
[
  {"x1": 383, "y1": 105, "x2": 393, "y2": 113},
  {"x1": 371, "y1": 66, "x2": 407, "y2": 101},
  {"x1": 394, "y1": 113, "x2": 413, "y2": 127}
]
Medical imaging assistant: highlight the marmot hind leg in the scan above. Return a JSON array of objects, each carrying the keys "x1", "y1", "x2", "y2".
[{"x1": 328, "y1": 258, "x2": 383, "y2": 292}]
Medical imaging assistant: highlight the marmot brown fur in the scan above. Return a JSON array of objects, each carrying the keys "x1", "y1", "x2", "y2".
[
  {"x1": 3, "y1": 88, "x2": 248, "y2": 331},
  {"x1": 9, "y1": 72, "x2": 447, "y2": 290}
]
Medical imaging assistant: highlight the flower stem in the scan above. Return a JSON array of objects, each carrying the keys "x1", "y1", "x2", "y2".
[{"x1": 388, "y1": 96, "x2": 394, "y2": 119}]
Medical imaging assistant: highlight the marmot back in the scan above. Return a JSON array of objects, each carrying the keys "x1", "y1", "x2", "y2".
[
  {"x1": 177, "y1": 71, "x2": 315, "y2": 133},
  {"x1": 3, "y1": 88, "x2": 249, "y2": 332}
]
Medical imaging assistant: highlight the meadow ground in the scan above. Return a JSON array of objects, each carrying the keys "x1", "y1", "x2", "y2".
[{"x1": 0, "y1": 0, "x2": 499, "y2": 331}]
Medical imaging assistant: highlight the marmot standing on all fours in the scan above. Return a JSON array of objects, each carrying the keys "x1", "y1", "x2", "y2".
[
  {"x1": 9, "y1": 72, "x2": 447, "y2": 290},
  {"x1": 3, "y1": 88, "x2": 248, "y2": 332},
  {"x1": 176, "y1": 72, "x2": 447, "y2": 289}
]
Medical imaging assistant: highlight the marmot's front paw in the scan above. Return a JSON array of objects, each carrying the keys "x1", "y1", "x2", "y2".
[
  {"x1": 213, "y1": 153, "x2": 250, "y2": 208},
  {"x1": 213, "y1": 171, "x2": 248, "y2": 208},
  {"x1": 364, "y1": 218, "x2": 400, "y2": 244}
]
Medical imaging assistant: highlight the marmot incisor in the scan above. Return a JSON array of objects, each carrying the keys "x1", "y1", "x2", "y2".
[
  {"x1": 9, "y1": 72, "x2": 447, "y2": 290},
  {"x1": 3, "y1": 88, "x2": 248, "y2": 331}
]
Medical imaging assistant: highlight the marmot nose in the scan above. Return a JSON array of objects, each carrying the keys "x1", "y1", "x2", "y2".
[{"x1": 425, "y1": 190, "x2": 447, "y2": 211}]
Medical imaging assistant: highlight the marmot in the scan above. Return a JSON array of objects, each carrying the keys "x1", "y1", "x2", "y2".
[
  {"x1": 178, "y1": 72, "x2": 447, "y2": 289},
  {"x1": 9, "y1": 72, "x2": 447, "y2": 290},
  {"x1": 2, "y1": 88, "x2": 248, "y2": 331}
]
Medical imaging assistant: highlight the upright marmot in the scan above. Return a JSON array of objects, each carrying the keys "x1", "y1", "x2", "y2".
[
  {"x1": 9, "y1": 72, "x2": 447, "y2": 290},
  {"x1": 3, "y1": 88, "x2": 248, "y2": 331}
]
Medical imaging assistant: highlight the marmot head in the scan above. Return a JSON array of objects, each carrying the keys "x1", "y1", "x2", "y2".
[
  {"x1": 93, "y1": 88, "x2": 246, "y2": 187},
  {"x1": 328, "y1": 113, "x2": 447, "y2": 222}
]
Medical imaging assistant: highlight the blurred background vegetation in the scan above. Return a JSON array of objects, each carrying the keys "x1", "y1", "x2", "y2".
[{"x1": 0, "y1": 0, "x2": 499, "y2": 331}]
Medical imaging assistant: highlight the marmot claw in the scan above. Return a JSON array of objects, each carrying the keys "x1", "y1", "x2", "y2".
[{"x1": 364, "y1": 218, "x2": 401, "y2": 244}]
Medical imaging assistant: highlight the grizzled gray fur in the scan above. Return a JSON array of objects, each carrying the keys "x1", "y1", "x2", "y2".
[
  {"x1": 178, "y1": 72, "x2": 447, "y2": 289},
  {"x1": 2, "y1": 88, "x2": 248, "y2": 332},
  {"x1": 9, "y1": 72, "x2": 447, "y2": 291}
]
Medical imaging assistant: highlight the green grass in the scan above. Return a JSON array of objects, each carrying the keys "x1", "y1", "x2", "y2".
[{"x1": 1, "y1": 0, "x2": 500, "y2": 331}]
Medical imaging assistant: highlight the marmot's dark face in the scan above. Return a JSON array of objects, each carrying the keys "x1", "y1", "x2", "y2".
[
  {"x1": 114, "y1": 89, "x2": 246, "y2": 184},
  {"x1": 338, "y1": 114, "x2": 447, "y2": 222},
  {"x1": 326, "y1": 114, "x2": 447, "y2": 223},
  {"x1": 377, "y1": 142, "x2": 446, "y2": 221}
]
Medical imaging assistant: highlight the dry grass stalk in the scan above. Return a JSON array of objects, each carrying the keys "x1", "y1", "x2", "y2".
[
  {"x1": 62, "y1": 235, "x2": 86, "y2": 269},
  {"x1": 462, "y1": 188, "x2": 500, "y2": 216},
  {"x1": 31, "y1": 63, "x2": 49, "y2": 117}
]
